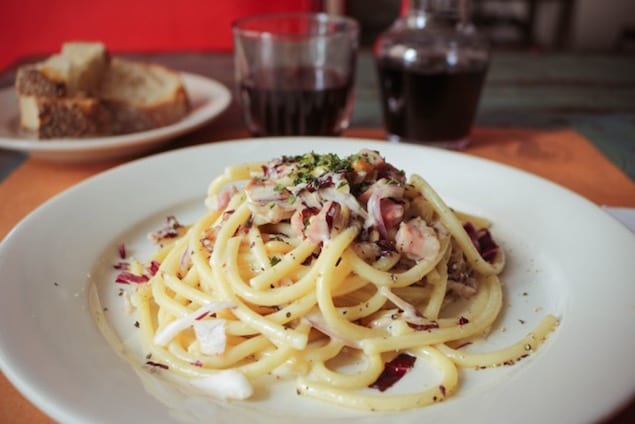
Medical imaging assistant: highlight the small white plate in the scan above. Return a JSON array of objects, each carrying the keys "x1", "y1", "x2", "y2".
[
  {"x1": 0, "y1": 138, "x2": 634, "y2": 424},
  {"x1": 0, "y1": 73, "x2": 231, "y2": 163}
]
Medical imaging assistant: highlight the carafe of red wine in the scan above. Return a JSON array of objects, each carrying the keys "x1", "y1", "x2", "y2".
[{"x1": 374, "y1": 0, "x2": 489, "y2": 149}]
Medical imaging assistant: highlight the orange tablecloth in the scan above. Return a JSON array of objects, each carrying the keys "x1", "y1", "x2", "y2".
[{"x1": 1, "y1": 127, "x2": 634, "y2": 423}]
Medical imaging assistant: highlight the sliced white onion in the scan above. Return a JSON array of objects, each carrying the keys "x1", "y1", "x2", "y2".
[
  {"x1": 193, "y1": 319, "x2": 226, "y2": 355},
  {"x1": 190, "y1": 369, "x2": 254, "y2": 400},
  {"x1": 153, "y1": 300, "x2": 235, "y2": 346}
]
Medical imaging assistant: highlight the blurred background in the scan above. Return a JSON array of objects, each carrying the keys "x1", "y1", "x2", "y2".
[
  {"x1": 344, "y1": 0, "x2": 635, "y2": 52},
  {"x1": 1, "y1": 0, "x2": 634, "y2": 71}
]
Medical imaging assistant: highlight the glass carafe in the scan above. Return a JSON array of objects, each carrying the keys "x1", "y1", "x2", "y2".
[{"x1": 374, "y1": 0, "x2": 489, "y2": 149}]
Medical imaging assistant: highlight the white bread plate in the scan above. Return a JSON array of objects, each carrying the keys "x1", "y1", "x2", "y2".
[{"x1": 0, "y1": 73, "x2": 231, "y2": 163}]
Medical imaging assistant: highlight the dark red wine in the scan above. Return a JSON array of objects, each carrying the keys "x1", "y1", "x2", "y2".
[
  {"x1": 239, "y1": 67, "x2": 354, "y2": 137},
  {"x1": 376, "y1": 61, "x2": 486, "y2": 145}
]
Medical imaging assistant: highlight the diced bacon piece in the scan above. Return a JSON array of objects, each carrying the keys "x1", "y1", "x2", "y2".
[
  {"x1": 207, "y1": 186, "x2": 238, "y2": 211},
  {"x1": 319, "y1": 186, "x2": 366, "y2": 218},
  {"x1": 352, "y1": 149, "x2": 406, "y2": 184},
  {"x1": 245, "y1": 179, "x2": 295, "y2": 209},
  {"x1": 245, "y1": 179, "x2": 298, "y2": 225},
  {"x1": 245, "y1": 180, "x2": 279, "y2": 204},
  {"x1": 361, "y1": 179, "x2": 404, "y2": 239},
  {"x1": 290, "y1": 207, "x2": 313, "y2": 239},
  {"x1": 357, "y1": 149, "x2": 384, "y2": 166},
  {"x1": 304, "y1": 201, "x2": 340, "y2": 244},
  {"x1": 380, "y1": 199, "x2": 404, "y2": 231},
  {"x1": 262, "y1": 157, "x2": 295, "y2": 180},
  {"x1": 395, "y1": 218, "x2": 440, "y2": 261}
]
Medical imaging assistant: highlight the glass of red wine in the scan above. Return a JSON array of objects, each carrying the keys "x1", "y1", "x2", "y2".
[{"x1": 232, "y1": 13, "x2": 359, "y2": 137}]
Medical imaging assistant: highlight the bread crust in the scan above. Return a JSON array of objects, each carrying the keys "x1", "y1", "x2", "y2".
[
  {"x1": 34, "y1": 97, "x2": 111, "y2": 138},
  {"x1": 16, "y1": 65, "x2": 67, "y2": 97}
]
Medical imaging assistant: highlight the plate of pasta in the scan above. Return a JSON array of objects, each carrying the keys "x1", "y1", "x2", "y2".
[{"x1": 0, "y1": 138, "x2": 634, "y2": 424}]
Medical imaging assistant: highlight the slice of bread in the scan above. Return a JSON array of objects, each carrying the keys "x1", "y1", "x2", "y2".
[
  {"x1": 15, "y1": 42, "x2": 190, "y2": 139},
  {"x1": 19, "y1": 96, "x2": 110, "y2": 138},
  {"x1": 16, "y1": 41, "x2": 108, "y2": 98},
  {"x1": 60, "y1": 41, "x2": 110, "y2": 95},
  {"x1": 98, "y1": 58, "x2": 190, "y2": 135}
]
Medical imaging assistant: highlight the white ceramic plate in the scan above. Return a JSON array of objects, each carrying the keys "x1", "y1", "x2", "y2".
[
  {"x1": 0, "y1": 138, "x2": 634, "y2": 424},
  {"x1": 0, "y1": 73, "x2": 231, "y2": 163}
]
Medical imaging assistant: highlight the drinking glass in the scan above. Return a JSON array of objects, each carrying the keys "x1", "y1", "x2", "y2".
[{"x1": 233, "y1": 13, "x2": 359, "y2": 137}]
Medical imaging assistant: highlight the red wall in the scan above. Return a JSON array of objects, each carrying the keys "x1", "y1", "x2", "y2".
[{"x1": 1, "y1": 0, "x2": 316, "y2": 71}]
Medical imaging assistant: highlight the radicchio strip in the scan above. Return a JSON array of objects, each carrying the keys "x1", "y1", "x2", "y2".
[
  {"x1": 147, "y1": 260, "x2": 160, "y2": 276},
  {"x1": 408, "y1": 321, "x2": 439, "y2": 331},
  {"x1": 118, "y1": 243, "x2": 127, "y2": 259},
  {"x1": 458, "y1": 316, "x2": 470, "y2": 326},
  {"x1": 463, "y1": 222, "x2": 499, "y2": 262},
  {"x1": 113, "y1": 261, "x2": 129, "y2": 270},
  {"x1": 195, "y1": 311, "x2": 210, "y2": 320},
  {"x1": 369, "y1": 353, "x2": 416, "y2": 392},
  {"x1": 145, "y1": 360, "x2": 169, "y2": 370},
  {"x1": 115, "y1": 260, "x2": 160, "y2": 284},
  {"x1": 115, "y1": 271, "x2": 149, "y2": 284},
  {"x1": 150, "y1": 215, "x2": 183, "y2": 243}
]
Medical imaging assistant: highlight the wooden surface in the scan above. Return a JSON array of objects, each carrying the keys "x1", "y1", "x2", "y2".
[{"x1": 0, "y1": 50, "x2": 634, "y2": 423}]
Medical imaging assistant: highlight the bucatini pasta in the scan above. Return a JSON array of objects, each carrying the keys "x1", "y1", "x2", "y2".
[{"x1": 115, "y1": 150, "x2": 557, "y2": 411}]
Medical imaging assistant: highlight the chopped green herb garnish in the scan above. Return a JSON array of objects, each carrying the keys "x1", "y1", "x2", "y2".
[{"x1": 285, "y1": 152, "x2": 355, "y2": 186}]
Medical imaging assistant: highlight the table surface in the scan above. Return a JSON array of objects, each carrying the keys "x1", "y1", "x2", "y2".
[
  {"x1": 2, "y1": 49, "x2": 634, "y2": 181},
  {"x1": 0, "y1": 50, "x2": 634, "y2": 423}
]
